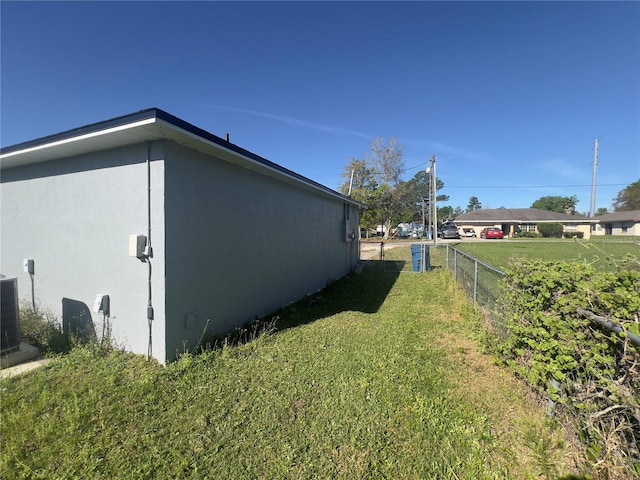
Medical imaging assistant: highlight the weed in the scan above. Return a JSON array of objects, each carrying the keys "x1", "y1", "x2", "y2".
[
  {"x1": 524, "y1": 420, "x2": 565, "y2": 480},
  {"x1": 18, "y1": 302, "x2": 69, "y2": 354},
  {"x1": 196, "y1": 315, "x2": 279, "y2": 353}
]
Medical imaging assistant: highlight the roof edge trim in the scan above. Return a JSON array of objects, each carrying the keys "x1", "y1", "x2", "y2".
[
  {"x1": 1, "y1": 108, "x2": 363, "y2": 208},
  {"x1": 0, "y1": 118, "x2": 157, "y2": 160}
]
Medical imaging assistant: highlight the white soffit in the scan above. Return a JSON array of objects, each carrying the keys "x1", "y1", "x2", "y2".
[{"x1": 0, "y1": 118, "x2": 159, "y2": 169}]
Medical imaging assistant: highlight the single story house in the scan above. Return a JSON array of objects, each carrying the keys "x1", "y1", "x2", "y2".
[
  {"x1": 453, "y1": 208, "x2": 596, "y2": 239},
  {"x1": 591, "y1": 210, "x2": 640, "y2": 237},
  {"x1": 1, "y1": 108, "x2": 362, "y2": 362}
]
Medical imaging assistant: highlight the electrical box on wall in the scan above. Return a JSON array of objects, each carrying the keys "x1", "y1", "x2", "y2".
[
  {"x1": 344, "y1": 220, "x2": 356, "y2": 243},
  {"x1": 23, "y1": 259, "x2": 34, "y2": 274},
  {"x1": 129, "y1": 235, "x2": 147, "y2": 260}
]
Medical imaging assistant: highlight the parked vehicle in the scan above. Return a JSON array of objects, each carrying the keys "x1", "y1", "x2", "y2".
[
  {"x1": 462, "y1": 228, "x2": 477, "y2": 238},
  {"x1": 480, "y1": 228, "x2": 504, "y2": 239},
  {"x1": 395, "y1": 222, "x2": 425, "y2": 239},
  {"x1": 439, "y1": 224, "x2": 461, "y2": 239}
]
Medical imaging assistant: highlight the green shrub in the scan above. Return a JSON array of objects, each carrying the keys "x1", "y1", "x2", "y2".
[
  {"x1": 514, "y1": 231, "x2": 541, "y2": 238},
  {"x1": 498, "y1": 257, "x2": 640, "y2": 478},
  {"x1": 537, "y1": 223, "x2": 564, "y2": 238},
  {"x1": 19, "y1": 303, "x2": 69, "y2": 354}
]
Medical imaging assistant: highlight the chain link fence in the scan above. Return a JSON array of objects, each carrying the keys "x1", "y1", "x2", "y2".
[
  {"x1": 443, "y1": 245, "x2": 510, "y2": 337},
  {"x1": 442, "y1": 244, "x2": 640, "y2": 477},
  {"x1": 359, "y1": 241, "x2": 431, "y2": 273}
]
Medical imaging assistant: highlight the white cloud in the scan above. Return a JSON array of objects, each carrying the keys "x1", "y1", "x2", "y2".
[{"x1": 193, "y1": 103, "x2": 372, "y2": 140}]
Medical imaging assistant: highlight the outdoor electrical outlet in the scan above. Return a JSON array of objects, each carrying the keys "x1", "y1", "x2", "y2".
[{"x1": 93, "y1": 294, "x2": 110, "y2": 315}]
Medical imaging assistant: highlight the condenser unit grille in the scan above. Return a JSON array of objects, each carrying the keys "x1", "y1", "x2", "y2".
[{"x1": 1, "y1": 278, "x2": 21, "y2": 353}]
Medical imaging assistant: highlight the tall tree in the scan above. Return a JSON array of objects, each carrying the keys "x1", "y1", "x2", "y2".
[
  {"x1": 531, "y1": 195, "x2": 578, "y2": 214},
  {"x1": 612, "y1": 180, "x2": 640, "y2": 212},
  {"x1": 466, "y1": 196, "x2": 482, "y2": 212},
  {"x1": 369, "y1": 137, "x2": 404, "y2": 186},
  {"x1": 367, "y1": 137, "x2": 405, "y2": 239},
  {"x1": 398, "y1": 170, "x2": 448, "y2": 224},
  {"x1": 339, "y1": 137, "x2": 406, "y2": 239},
  {"x1": 438, "y1": 205, "x2": 454, "y2": 222},
  {"x1": 339, "y1": 158, "x2": 380, "y2": 228}
]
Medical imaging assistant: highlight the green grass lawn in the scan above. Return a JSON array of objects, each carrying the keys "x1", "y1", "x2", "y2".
[
  {"x1": 1, "y1": 255, "x2": 585, "y2": 479},
  {"x1": 453, "y1": 238, "x2": 639, "y2": 271}
]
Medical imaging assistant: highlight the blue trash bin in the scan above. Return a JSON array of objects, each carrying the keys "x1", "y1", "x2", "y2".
[
  {"x1": 411, "y1": 244, "x2": 421, "y2": 271},
  {"x1": 411, "y1": 244, "x2": 430, "y2": 272}
]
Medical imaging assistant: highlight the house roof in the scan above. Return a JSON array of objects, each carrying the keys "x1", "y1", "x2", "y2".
[
  {"x1": 594, "y1": 210, "x2": 640, "y2": 223},
  {"x1": 453, "y1": 208, "x2": 596, "y2": 224},
  {"x1": 0, "y1": 108, "x2": 362, "y2": 207}
]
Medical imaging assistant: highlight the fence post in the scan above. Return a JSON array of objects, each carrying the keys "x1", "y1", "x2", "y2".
[
  {"x1": 473, "y1": 260, "x2": 478, "y2": 304},
  {"x1": 446, "y1": 245, "x2": 449, "y2": 269},
  {"x1": 454, "y1": 249, "x2": 458, "y2": 279}
]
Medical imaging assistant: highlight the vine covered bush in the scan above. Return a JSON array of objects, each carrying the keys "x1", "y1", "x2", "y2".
[{"x1": 499, "y1": 256, "x2": 640, "y2": 479}]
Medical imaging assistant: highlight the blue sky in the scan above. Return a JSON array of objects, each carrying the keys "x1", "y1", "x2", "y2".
[{"x1": 2, "y1": 1, "x2": 639, "y2": 213}]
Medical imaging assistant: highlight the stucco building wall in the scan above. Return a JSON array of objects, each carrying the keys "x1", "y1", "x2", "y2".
[
  {"x1": 1, "y1": 144, "x2": 168, "y2": 360},
  {"x1": 1, "y1": 137, "x2": 360, "y2": 362},
  {"x1": 162, "y1": 142, "x2": 359, "y2": 357},
  {"x1": 1, "y1": 109, "x2": 361, "y2": 363}
]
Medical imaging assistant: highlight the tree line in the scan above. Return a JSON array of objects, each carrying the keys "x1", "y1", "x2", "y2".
[{"x1": 339, "y1": 138, "x2": 640, "y2": 238}]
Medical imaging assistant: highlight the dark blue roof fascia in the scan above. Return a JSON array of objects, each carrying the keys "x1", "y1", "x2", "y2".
[
  {"x1": 0, "y1": 108, "x2": 159, "y2": 155},
  {"x1": 1, "y1": 108, "x2": 361, "y2": 206}
]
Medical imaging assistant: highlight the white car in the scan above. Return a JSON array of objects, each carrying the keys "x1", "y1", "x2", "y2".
[{"x1": 462, "y1": 228, "x2": 477, "y2": 237}]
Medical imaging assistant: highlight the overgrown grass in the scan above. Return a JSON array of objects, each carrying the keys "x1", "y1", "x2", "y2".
[
  {"x1": 1, "y1": 256, "x2": 586, "y2": 479},
  {"x1": 454, "y1": 238, "x2": 639, "y2": 271},
  {"x1": 17, "y1": 302, "x2": 69, "y2": 355}
]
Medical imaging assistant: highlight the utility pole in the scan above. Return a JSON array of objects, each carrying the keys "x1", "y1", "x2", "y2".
[
  {"x1": 589, "y1": 139, "x2": 599, "y2": 217},
  {"x1": 432, "y1": 155, "x2": 437, "y2": 246},
  {"x1": 426, "y1": 156, "x2": 438, "y2": 245},
  {"x1": 348, "y1": 167, "x2": 355, "y2": 196},
  {"x1": 421, "y1": 196, "x2": 426, "y2": 237}
]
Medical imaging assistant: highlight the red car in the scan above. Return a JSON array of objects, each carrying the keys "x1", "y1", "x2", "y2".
[{"x1": 480, "y1": 228, "x2": 504, "y2": 239}]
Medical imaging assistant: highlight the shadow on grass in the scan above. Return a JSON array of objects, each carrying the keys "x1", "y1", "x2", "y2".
[
  {"x1": 203, "y1": 261, "x2": 404, "y2": 349},
  {"x1": 274, "y1": 260, "x2": 405, "y2": 331}
]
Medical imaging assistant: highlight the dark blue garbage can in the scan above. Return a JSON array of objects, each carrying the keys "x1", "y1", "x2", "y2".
[{"x1": 411, "y1": 244, "x2": 430, "y2": 272}]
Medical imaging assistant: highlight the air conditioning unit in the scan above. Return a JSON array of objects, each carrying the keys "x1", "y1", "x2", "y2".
[{"x1": 1, "y1": 278, "x2": 21, "y2": 354}]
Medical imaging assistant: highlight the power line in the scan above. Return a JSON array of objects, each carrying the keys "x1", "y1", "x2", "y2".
[
  {"x1": 443, "y1": 183, "x2": 628, "y2": 189},
  {"x1": 401, "y1": 161, "x2": 429, "y2": 173}
]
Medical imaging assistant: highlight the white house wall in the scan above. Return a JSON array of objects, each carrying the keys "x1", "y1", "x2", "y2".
[
  {"x1": 162, "y1": 142, "x2": 359, "y2": 358},
  {"x1": 0, "y1": 144, "x2": 167, "y2": 361},
  {"x1": 592, "y1": 221, "x2": 640, "y2": 236}
]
